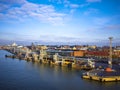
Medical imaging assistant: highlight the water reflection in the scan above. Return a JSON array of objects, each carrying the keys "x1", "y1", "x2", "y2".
[{"x1": 24, "y1": 61, "x2": 120, "y2": 89}]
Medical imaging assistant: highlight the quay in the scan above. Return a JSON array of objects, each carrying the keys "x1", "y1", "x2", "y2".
[
  {"x1": 3, "y1": 44, "x2": 95, "y2": 70},
  {"x1": 82, "y1": 68, "x2": 120, "y2": 82},
  {"x1": 5, "y1": 52, "x2": 95, "y2": 70}
]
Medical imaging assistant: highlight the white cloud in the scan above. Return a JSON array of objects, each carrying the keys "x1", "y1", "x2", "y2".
[
  {"x1": 49, "y1": 0, "x2": 62, "y2": 4},
  {"x1": 0, "y1": 0, "x2": 66, "y2": 25},
  {"x1": 79, "y1": 3, "x2": 89, "y2": 8},
  {"x1": 70, "y1": 9, "x2": 76, "y2": 14},
  {"x1": 93, "y1": 17, "x2": 110, "y2": 25},
  {"x1": 64, "y1": 0, "x2": 70, "y2": 4},
  {"x1": 0, "y1": 0, "x2": 26, "y2": 4},
  {"x1": 0, "y1": 3, "x2": 10, "y2": 12},
  {"x1": 39, "y1": 35, "x2": 87, "y2": 43},
  {"x1": 84, "y1": 8, "x2": 99, "y2": 15},
  {"x1": 102, "y1": 24, "x2": 120, "y2": 30},
  {"x1": 69, "y1": 4, "x2": 79, "y2": 8},
  {"x1": 86, "y1": 0, "x2": 101, "y2": 3}
]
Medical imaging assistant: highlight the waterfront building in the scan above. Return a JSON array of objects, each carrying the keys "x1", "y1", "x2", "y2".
[
  {"x1": 114, "y1": 49, "x2": 120, "y2": 58},
  {"x1": 88, "y1": 45, "x2": 97, "y2": 49},
  {"x1": 47, "y1": 49, "x2": 85, "y2": 57},
  {"x1": 36, "y1": 45, "x2": 48, "y2": 50},
  {"x1": 71, "y1": 50, "x2": 86, "y2": 57},
  {"x1": 39, "y1": 49, "x2": 47, "y2": 60},
  {"x1": 85, "y1": 51, "x2": 109, "y2": 58}
]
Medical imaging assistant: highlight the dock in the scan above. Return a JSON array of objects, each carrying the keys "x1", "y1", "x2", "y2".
[{"x1": 82, "y1": 68, "x2": 120, "y2": 82}]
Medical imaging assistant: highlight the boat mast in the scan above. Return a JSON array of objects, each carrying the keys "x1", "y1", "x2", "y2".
[{"x1": 108, "y1": 37, "x2": 113, "y2": 68}]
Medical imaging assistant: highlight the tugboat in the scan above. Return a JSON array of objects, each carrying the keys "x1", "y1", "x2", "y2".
[{"x1": 82, "y1": 37, "x2": 120, "y2": 82}]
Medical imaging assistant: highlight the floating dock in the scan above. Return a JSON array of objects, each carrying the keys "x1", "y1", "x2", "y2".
[{"x1": 82, "y1": 68, "x2": 120, "y2": 82}]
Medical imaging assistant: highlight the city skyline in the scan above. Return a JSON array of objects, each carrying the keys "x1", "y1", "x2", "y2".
[{"x1": 0, "y1": 0, "x2": 120, "y2": 45}]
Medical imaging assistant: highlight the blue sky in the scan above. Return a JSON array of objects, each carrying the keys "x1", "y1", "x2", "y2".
[{"x1": 0, "y1": 0, "x2": 120, "y2": 45}]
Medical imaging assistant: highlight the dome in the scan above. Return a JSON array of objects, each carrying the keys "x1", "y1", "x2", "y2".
[{"x1": 12, "y1": 42, "x2": 17, "y2": 46}]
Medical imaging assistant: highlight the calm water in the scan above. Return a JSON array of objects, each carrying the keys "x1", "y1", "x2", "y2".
[{"x1": 0, "y1": 50, "x2": 120, "y2": 90}]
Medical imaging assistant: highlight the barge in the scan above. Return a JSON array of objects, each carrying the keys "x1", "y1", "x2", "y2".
[{"x1": 82, "y1": 68, "x2": 120, "y2": 82}]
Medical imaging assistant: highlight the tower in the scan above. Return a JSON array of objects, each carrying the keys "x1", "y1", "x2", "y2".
[{"x1": 108, "y1": 37, "x2": 113, "y2": 68}]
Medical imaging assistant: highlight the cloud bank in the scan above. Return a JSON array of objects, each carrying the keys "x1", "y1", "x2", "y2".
[{"x1": 0, "y1": 0, "x2": 66, "y2": 25}]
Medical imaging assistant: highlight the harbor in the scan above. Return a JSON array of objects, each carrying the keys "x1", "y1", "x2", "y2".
[
  {"x1": 0, "y1": 37, "x2": 120, "y2": 82},
  {"x1": 0, "y1": 0, "x2": 120, "y2": 89},
  {"x1": 0, "y1": 50, "x2": 120, "y2": 90}
]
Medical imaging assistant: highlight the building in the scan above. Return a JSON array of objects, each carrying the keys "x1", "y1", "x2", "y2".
[
  {"x1": 86, "y1": 51, "x2": 109, "y2": 58},
  {"x1": 71, "y1": 50, "x2": 85, "y2": 57},
  {"x1": 46, "y1": 50, "x2": 73, "y2": 56},
  {"x1": 113, "y1": 49, "x2": 120, "y2": 58},
  {"x1": 47, "y1": 49, "x2": 85, "y2": 57},
  {"x1": 11, "y1": 42, "x2": 17, "y2": 47}
]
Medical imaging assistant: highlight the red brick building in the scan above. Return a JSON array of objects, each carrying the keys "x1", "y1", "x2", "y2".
[{"x1": 85, "y1": 51, "x2": 109, "y2": 58}]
